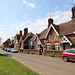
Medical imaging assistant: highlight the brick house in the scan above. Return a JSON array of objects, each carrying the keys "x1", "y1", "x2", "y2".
[
  {"x1": 29, "y1": 35, "x2": 36, "y2": 49},
  {"x1": 35, "y1": 6, "x2": 75, "y2": 51},
  {"x1": 2, "y1": 38, "x2": 11, "y2": 49},
  {"x1": 14, "y1": 34, "x2": 20, "y2": 49},
  {"x1": 14, "y1": 28, "x2": 34, "y2": 49}
]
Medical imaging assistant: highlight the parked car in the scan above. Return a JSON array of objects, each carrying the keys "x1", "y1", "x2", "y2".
[
  {"x1": 4, "y1": 48, "x2": 7, "y2": 51},
  {"x1": 61, "y1": 48, "x2": 75, "y2": 62},
  {"x1": 7, "y1": 48, "x2": 11, "y2": 52},
  {"x1": 10, "y1": 48, "x2": 18, "y2": 53}
]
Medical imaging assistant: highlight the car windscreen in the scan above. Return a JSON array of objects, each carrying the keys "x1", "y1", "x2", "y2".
[{"x1": 68, "y1": 50, "x2": 75, "y2": 54}]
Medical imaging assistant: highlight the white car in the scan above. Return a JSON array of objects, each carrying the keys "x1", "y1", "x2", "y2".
[{"x1": 10, "y1": 48, "x2": 18, "y2": 53}]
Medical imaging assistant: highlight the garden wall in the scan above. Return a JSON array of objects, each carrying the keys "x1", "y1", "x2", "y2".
[
  {"x1": 19, "y1": 49, "x2": 39, "y2": 55},
  {"x1": 19, "y1": 49, "x2": 64, "y2": 57},
  {"x1": 45, "y1": 50, "x2": 63, "y2": 57}
]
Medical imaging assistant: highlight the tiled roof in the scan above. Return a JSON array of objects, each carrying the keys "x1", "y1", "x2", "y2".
[
  {"x1": 40, "y1": 39, "x2": 45, "y2": 45},
  {"x1": 38, "y1": 28, "x2": 48, "y2": 39},
  {"x1": 23, "y1": 32, "x2": 34, "y2": 41},
  {"x1": 30, "y1": 35, "x2": 35, "y2": 40},
  {"x1": 37, "y1": 21, "x2": 75, "y2": 40},
  {"x1": 58, "y1": 21, "x2": 75, "y2": 35}
]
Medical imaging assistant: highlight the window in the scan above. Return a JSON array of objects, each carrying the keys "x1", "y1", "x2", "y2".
[
  {"x1": 55, "y1": 43, "x2": 60, "y2": 50},
  {"x1": 47, "y1": 44, "x2": 51, "y2": 50},
  {"x1": 68, "y1": 50, "x2": 75, "y2": 54},
  {"x1": 49, "y1": 35, "x2": 51, "y2": 40},
  {"x1": 54, "y1": 34, "x2": 57, "y2": 40}
]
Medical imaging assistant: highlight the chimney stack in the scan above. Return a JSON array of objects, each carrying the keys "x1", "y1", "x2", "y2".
[
  {"x1": 71, "y1": 5, "x2": 75, "y2": 22},
  {"x1": 48, "y1": 18, "x2": 54, "y2": 27},
  {"x1": 20, "y1": 30, "x2": 22, "y2": 36},
  {"x1": 24, "y1": 28, "x2": 28, "y2": 36}
]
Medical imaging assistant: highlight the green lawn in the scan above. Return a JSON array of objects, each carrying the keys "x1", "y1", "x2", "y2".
[{"x1": 0, "y1": 54, "x2": 40, "y2": 75}]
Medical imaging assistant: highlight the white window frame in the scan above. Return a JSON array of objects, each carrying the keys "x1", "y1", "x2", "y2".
[
  {"x1": 49, "y1": 35, "x2": 51, "y2": 40},
  {"x1": 47, "y1": 44, "x2": 51, "y2": 50},
  {"x1": 55, "y1": 43, "x2": 60, "y2": 50},
  {"x1": 54, "y1": 34, "x2": 58, "y2": 40}
]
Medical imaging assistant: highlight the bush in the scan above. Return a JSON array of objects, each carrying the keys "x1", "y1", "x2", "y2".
[
  {"x1": 31, "y1": 51, "x2": 34, "y2": 54},
  {"x1": 50, "y1": 53, "x2": 55, "y2": 57},
  {"x1": 27, "y1": 51, "x2": 29, "y2": 54},
  {"x1": 50, "y1": 45, "x2": 55, "y2": 50}
]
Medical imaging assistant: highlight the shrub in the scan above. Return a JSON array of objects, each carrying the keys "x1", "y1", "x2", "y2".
[
  {"x1": 27, "y1": 51, "x2": 29, "y2": 54},
  {"x1": 50, "y1": 53, "x2": 55, "y2": 57},
  {"x1": 50, "y1": 45, "x2": 55, "y2": 50},
  {"x1": 31, "y1": 51, "x2": 34, "y2": 54}
]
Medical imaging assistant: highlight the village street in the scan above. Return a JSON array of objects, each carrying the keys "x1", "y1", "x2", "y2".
[{"x1": 0, "y1": 49, "x2": 75, "y2": 75}]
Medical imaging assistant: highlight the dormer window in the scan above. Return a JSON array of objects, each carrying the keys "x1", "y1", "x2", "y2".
[
  {"x1": 54, "y1": 34, "x2": 57, "y2": 40},
  {"x1": 49, "y1": 35, "x2": 51, "y2": 40}
]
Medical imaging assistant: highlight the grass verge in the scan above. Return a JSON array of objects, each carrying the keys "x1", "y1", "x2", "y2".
[{"x1": 0, "y1": 54, "x2": 40, "y2": 75}]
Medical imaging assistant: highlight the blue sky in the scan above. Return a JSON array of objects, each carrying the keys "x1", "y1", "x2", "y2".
[{"x1": 0, "y1": 0, "x2": 75, "y2": 43}]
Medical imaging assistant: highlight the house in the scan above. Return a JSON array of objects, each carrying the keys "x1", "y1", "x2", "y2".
[
  {"x1": 35, "y1": 6, "x2": 75, "y2": 51},
  {"x1": 14, "y1": 28, "x2": 34, "y2": 49},
  {"x1": 14, "y1": 34, "x2": 21, "y2": 49},
  {"x1": 2, "y1": 38, "x2": 11, "y2": 49},
  {"x1": 29, "y1": 35, "x2": 36, "y2": 49}
]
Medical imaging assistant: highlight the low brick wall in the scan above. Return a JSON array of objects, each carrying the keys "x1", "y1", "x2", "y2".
[
  {"x1": 45, "y1": 50, "x2": 64, "y2": 57},
  {"x1": 19, "y1": 49, "x2": 64, "y2": 57},
  {"x1": 19, "y1": 49, "x2": 39, "y2": 55}
]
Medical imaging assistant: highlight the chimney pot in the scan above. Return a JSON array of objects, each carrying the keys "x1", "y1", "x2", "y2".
[
  {"x1": 48, "y1": 18, "x2": 54, "y2": 27},
  {"x1": 24, "y1": 28, "x2": 28, "y2": 36},
  {"x1": 20, "y1": 30, "x2": 22, "y2": 36},
  {"x1": 71, "y1": 5, "x2": 75, "y2": 22}
]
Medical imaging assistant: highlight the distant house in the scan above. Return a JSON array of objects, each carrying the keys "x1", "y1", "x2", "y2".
[
  {"x1": 35, "y1": 6, "x2": 75, "y2": 51},
  {"x1": 29, "y1": 35, "x2": 36, "y2": 49},
  {"x1": 14, "y1": 28, "x2": 34, "y2": 49},
  {"x1": 2, "y1": 38, "x2": 11, "y2": 49},
  {"x1": 14, "y1": 34, "x2": 21, "y2": 49}
]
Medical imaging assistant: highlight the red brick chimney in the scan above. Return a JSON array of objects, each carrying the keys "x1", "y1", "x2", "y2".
[
  {"x1": 20, "y1": 30, "x2": 22, "y2": 36},
  {"x1": 24, "y1": 28, "x2": 28, "y2": 36},
  {"x1": 71, "y1": 5, "x2": 75, "y2": 22},
  {"x1": 48, "y1": 18, "x2": 54, "y2": 27}
]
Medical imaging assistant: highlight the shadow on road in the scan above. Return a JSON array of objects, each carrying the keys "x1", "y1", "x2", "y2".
[
  {"x1": 0, "y1": 54, "x2": 12, "y2": 57},
  {"x1": 68, "y1": 61, "x2": 75, "y2": 63}
]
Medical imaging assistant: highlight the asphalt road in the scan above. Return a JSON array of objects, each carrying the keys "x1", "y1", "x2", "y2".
[{"x1": 0, "y1": 49, "x2": 75, "y2": 75}]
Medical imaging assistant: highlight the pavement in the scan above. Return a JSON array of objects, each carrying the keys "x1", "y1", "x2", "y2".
[{"x1": 0, "y1": 49, "x2": 75, "y2": 75}]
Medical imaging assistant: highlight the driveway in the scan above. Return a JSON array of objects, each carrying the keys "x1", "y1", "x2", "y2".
[{"x1": 0, "y1": 49, "x2": 75, "y2": 75}]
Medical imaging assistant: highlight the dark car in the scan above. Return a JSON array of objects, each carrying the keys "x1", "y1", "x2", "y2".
[{"x1": 61, "y1": 48, "x2": 75, "y2": 62}]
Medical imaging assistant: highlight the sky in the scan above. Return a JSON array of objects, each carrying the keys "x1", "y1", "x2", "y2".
[{"x1": 0, "y1": 0, "x2": 75, "y2": 43}]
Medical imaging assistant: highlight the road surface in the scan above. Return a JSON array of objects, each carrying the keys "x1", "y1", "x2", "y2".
[{"x1": 0, "y1": 49, "x2": 75, "y2": 75}]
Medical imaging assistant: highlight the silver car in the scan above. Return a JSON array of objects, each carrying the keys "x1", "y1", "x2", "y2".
[{"x1": 10, "y1": 48, "x2": 18, "y2": 53}]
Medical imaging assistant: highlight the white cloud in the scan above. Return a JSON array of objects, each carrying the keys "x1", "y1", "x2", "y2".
[
  {"x1": 23, "y1": 0, "x2": 35, "y2": 8},
  {"x1": 27, "y1": 10, "x2": 71, "y2": 34},
  {"x1": 0, "y1": 9, "x2": 72, "y2": 43}
]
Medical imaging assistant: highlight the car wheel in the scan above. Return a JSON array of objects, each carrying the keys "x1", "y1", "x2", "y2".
[{"x1": 62, "y1": 56, "x2": 68, "y2": 62}]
